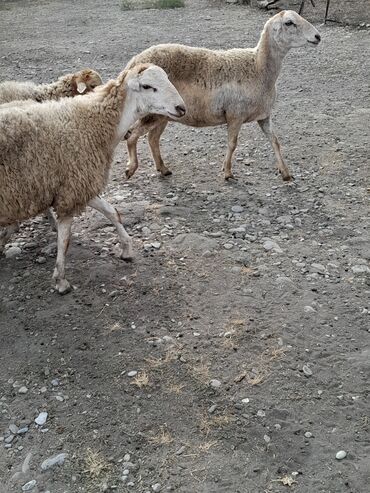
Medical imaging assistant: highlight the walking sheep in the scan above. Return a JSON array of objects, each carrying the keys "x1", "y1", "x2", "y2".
[
  {"x1": 0, "y1": 64, "x2": 185, "y2": 294},
  {"x1": 0, "y1": 68, "x2": 102, "y2": 104},
  {"x1": 124, "y1": 10, "x2": 321, "y2": 181}
]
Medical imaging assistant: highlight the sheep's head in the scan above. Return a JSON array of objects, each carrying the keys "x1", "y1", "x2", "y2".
[
  {"x1": 269, "y1": 10, "x2": 321, "y2": 50},
  {"x1": 71, "y1": 69, "x2": 102, "y2": 95},
  {"x1": 125, "y1": 64, "x2": 186, "y2": 119}
]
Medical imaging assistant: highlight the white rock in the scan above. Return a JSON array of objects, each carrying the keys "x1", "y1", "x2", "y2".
[
  {"x1": 231, "y1": 205, "x2": 244, "y2": 213},
  {"x1": 5, "y1": 246, "x2": 21, "y2": 258},
  {"x1": 336, "y1": 450, "x2": 347, "y2": 460},
  {"x1": 263, "y1": 434, "x2": 271, "y2": 443},
  {"x1": 241, "y1": 398, "x2": 250, "y2": 404},
  {"x1": 304, "y1": 305, "x2": 316, "y2": 313},
  {"x1": 223, "y1": 243, "x2": 234, "y2": 250},
  {"x1": 22, "y1": 480, "x2": 37, "y2": 491},
  {"x1": 41, "y1": 453, "x2": 68, "y2": 471},
  {"x1": 35, "y1": 411, "x2": 48, "y2": 426},
  {"x1": 304, "y1": 431, "x2": 313, "y2": 438},
  {"x1": 352, "y1": 265, "x2": 370, "y2": 274},
  {"x1": 128, "y1": 371, "x2": 138, "y2": 377},
  {"x1": 18, "y1": 386, "x2": 28, "y2": 394},
  {"x1": 152, "y1": 484, "x2": 162, "y2": 492},
  {"x1": 151, "y1": 242, "x2": 161, "y2": 250},
  {"x1": 210, "y1": 379, "x2": 222, "y2": 388},
  {"x1": 302, "y1": 364, "x2": 313, "y2": 377},
  {"x1": 263, "y1": 240, "x2": 283, "y2": 253}
]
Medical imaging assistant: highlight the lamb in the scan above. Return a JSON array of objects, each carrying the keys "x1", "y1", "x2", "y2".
[
  {"x1": 0, "y1": 63, "x2": 185, "y2": 294},
  {"x1": 0, "y1": 68, "x2": 102, "y2": 104},
  {"x1": 124, "y1": 10, "x2": 321, "y2": 181}
]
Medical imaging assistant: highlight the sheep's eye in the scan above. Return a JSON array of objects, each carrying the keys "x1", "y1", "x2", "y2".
[
  {"x1": 285, "y1": 20, "x2": 295, "y2": 26},
  {"x1": 142, "y1": 84, "x2": 157, "y2": 91}
]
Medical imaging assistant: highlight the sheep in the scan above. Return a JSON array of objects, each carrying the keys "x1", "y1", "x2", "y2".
[
  {"x1": 0, "y1": 68, "x2": 102, "y2": 104},
  {"x1": 124, "y1": 10, "x2": 321, "y2": 181},
  {"x1": 0, "y1": 63, "x2": 186, "y2": 294}
]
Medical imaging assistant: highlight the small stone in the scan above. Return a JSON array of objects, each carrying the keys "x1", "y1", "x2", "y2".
[
  {"x1": 223, "y1": 243, "x2": 233, "y2": 250},
  {"x1": 5, "y1": 246, "x2": 21, "y2": 258},
  {"x1": 335, "y1": 450, "x2": 347, "y2": 460},
  {"x1": 18, "y1": 386, "x2": 28, "y2": 394},
  {"x1": 22, "y1": 480, "x2": 37, "y2": 491},
  {"x1": 231, "y1": 205, "x2": 244, "y2": 213},
  {"x1": 127, "y1": 371, "x2": 138, "y2": 377},
  {"x1": 304, "y1": 305, "x2": 316, "y2": 313},
  {"x1": 311, "y1": 263, "x2": 326, "y2": 274},
  {"x1": 35, "y1": 412, "x2": 48, "y2": 426},
  {"x1": 41, "y1": 453, "x2": 68, "y2": 471},
  {"x1": 175, "y1": 446, "x2": 186, "y2": 455},
  {"x1": 141, "y1": 226, "x2": 151, "y2": 236},
  {"x1": 17, "y1": 427, "x2": 29, "y2": 435},
  {"x1": 51, "y1": 378, "x2": 60, "y2": 386},
  {"x1": 35, "y1": 256, "x2": 47, "y2": 264},
  {"x1": 210, "y1": 379, "x2": 222, "y2": 388},
  {"x1": 352, "y1": 265, "x2": 370, "y2": 274},
  {"x1": 304, "y1": 432, "x2": 313, "y2": 438},
  {"x1": 302, "y1": 365, "x2": 313, "y2": 377},
  {"x1": 152, "y1": 484, "x2": 162, "y2": 492},
  {"x1": 257, "y1": 410, "x2": 266, "y2": 417},
  {"x1": 263, "y1": 240, "x2": 283, "y2": 253},
  {"x1": 5, "y1": 434, "x2": 15, "y2": 443},
  {"x1": 241, "y1": 398, "x2": 250, "y2": 404},
  {"x1": 123, "y1": 453, "x2": 131, "y2": 462},
  {"x1": 208, "y1": 404, "x2": 217, "y2": 414},
  {"x1": 151, "y1": 242, "x2": 161, "y2": 250},
  {"x1": 9, "y1": 424, "x2": 19, "y2": 434},
  {"x1": 263, "y1": 434, "x2": 271, "y2": 443},
  {"x1": 122, "y1": 469, "x2": 130, "y2": 476}
]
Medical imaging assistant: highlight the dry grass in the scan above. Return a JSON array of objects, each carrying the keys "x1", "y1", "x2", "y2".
[
  {"x1": 145, "y1": 347, "x2": 181, "y2": 368},
  {"x1": 83, "y1": 449, "x2": 111, "y2": 479},
  {"x1": 199, "y1": 414, "x2": 232, "y2": 435},
  {"x1": 131, "y1": 371, "x2": 150, "y2": 388},
  {"x1": 198, "y1": 441, "x2": 218, "y2": 453},
  {"x1": 148, "y1": 426, "x2": 174, "y2": 446},
  {"x1": 271, "y1": 475, "x2": 298, "y2": 487},
  {"x1": 190, "y1": 362, "x2": 210, "y2": 385},
  {"x1": 241, "y1": 345, "x2": 287, "y2": 386},
  {"x1": 166, "y1": 382, "x2": 186, "y2": 394}
]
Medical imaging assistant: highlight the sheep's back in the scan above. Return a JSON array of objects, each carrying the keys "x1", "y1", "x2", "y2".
[{"x1": 0, "y1": 81, "x2": 37, "y2": 104}]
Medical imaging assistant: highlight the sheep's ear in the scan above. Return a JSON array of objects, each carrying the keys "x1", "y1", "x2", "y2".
[
  {"x1": 127, "y1": 77, "x2": 140, "y2": 92},
  {"x1": 77, "y1": 81, "x2": 87, "y2": 94}
]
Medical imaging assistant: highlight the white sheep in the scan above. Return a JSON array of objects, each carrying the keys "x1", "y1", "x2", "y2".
[
  {"x1": 0, "y1": 64, "x2": 185, "y2": 294},
  {"x1": 0, "y1": 69, "x2": 102, "y2": 104},
  {"x1": 124, "y1": 10, "x2": 321, "y2": 181}
]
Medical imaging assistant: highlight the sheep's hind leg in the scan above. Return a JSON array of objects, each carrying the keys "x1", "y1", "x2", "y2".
[
  {"x1": 52, "y1": 217, "x2": 73, "y2": 294},
  {"x1": 125, "y1": 116, "x2": 163, "y2": 179},
  {"x1": 224, "y1": 120, "x2": 243, "y2": 180},
  {"x1": 258, "y1": 117, "x2": 293, "y2": 181},
  {"x1": 148, "y1": 119, "x2": 171, "y2": 176},
  {"x1": 88, "y1": 196, "x2": 133, "y2": 261}
]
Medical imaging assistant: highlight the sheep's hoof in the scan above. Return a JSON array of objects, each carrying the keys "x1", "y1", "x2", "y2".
[
  {"x1": 159, "y1": 168, "x2": 172, "y2": 177},
  {"x1": 55, "y1": 279, "x2": 72, "y2": 295},
  {"x1": 224, "y1": 173, "x2": 236, "y2": 181},
  {"x1": 125, "y1": 168, "x2": 135, "y2": 180},
  {"x1": 121, "y1": 254, "x2": 134, "y2": 263},
  {"x1": 283, "y1": 174, "x2": 294, "y2": 182}
]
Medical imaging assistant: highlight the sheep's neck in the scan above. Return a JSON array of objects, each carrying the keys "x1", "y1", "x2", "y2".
[
  {"x1": 34, "y1": 82, "x2": 60, "y2": 101},
  {"x1": 255, "y1": 28, "x2": 287, "y2": 88},
  {"x1": 116, "y1": 91, "x2": 141, "y2": 141}
]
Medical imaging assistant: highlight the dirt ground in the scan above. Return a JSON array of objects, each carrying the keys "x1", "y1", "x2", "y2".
[{"x1": 0, "y1": 1, "x2": 369, "y2": 492}]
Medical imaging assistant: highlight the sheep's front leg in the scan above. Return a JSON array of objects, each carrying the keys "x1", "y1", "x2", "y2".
[
  {"x1": 52, "y1": 217, "x2": 73, "y2": 294},
  {"x1": 88, "y1": 197, "x2": 133, "y2": 261},
  {"x1": 0, "y1": 223, "x2": 19, "y2": 253},
  {"x1": 125, "y1": 116, "x2": 164, "y2": 179},
  {"x1": 148, "y1": 119, "x2": 171, "y2": 176},
  {"x1": 258, "y1": 116, "x2": 293, "y2": 181},
  {"x1": 224, "y1": 120, "x2": 243, "y2": 180}
]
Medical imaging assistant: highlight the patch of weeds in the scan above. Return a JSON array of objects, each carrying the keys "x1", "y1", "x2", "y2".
[
  {"x1": 148, "y1": 426, "x2": 174, "y2": 445},
  {"x1": 121, "y1": 0, "x2": 184, "y2": 11},
  {"x1": 83, "y1": 448, "x2": 111, "y2": 479},
  {"x1": 199, "y1": 414, "x2": 232, "y2": 435},
  {"x1": 131, "y1": 370, "x2": 150, "y2": 388}
]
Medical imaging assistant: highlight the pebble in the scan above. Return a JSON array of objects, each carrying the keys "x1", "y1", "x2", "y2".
[
  {"x1": 352, "y1": 265, "x2": 370, "y2": 274},
  {"x1": 22, "y1": 480, "x2": 37, "y2": 491},
  {"x1": 263, "y1": 240, "x2": 283, "y2": 253},
  {"x1": 123, "y1": 453, "x2": 131, "y2": 462},
  {"x1": 141, "y1": 226, "x2": 151, "y2": 236},
  {"x1": 41, "y1": 452, "x2": 68, "y2": 471},
  {"x1": 18, "y1": 386, "x2": 28, "y2": 394},
  {"x1": 263, "y1": 434, "x2": 271, "y2": 443},
  {"x1": 210, "y1": 379, "x2": 222, "y2": 388},
  {"x1": 223, "y1": 243, "x2": 233, "y2": 250},
  {"x1": 304, "y1": 432, "x2": 313, "y2": 438},
  {"x1": 311, "y1": 263, "x2": 326, "y2": 274},
  {"x1": 151, "y1": 242, "x2": 161, "y2": 250},
  {"x1": 5, "y1": 434, "x2": 15, "y2": 443},
  {"x1": 231, "y1": 205, "x2": 244, "y2": 213},
  {"x1": 208, "y1": 404, "x2": 217, "y2": 414},
  {"x1": 35, "y1": 256, "x2": 47, "y2": 264},
  {"x1": 302, "y1": 365, "x2": 313, "y2": 377},
  {"x1": 175, "y1": 446, "x2": 186, "y2": 455},
  {"x1": 241, "y1": 398, "x2": 250, "y2": 404},
  {"x1": 9, "y1": 424, "x2": 19, "y2": 434},
  {"x1": 5, "y1": 246, "x2": 21, "y2": 258},
  {"x1": 152, "y1": 484, "x2": 162, "y2": 492},
  {"x1": 304, "y1": 305, "x2": 316, "y2": 313},
  {"x1": 18, "y1": 427, "x2": 29, "y2": 435},
  {"x1": 35, "y1": 412, "x2": 48, "y2": 426},
  {"x1": 128, "y1": 371, "x2": 138, "y2": 377},
  {"x1": 257, "y1": 410, "x2": 266, "y2": 417},
  {"x1": 335, "y1": 450, "x2": 347, "y2": 460}
]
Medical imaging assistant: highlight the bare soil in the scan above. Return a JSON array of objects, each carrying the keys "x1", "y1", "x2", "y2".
[{"x1": 0, "y1": 1, "x2": 369, "y2": 492}]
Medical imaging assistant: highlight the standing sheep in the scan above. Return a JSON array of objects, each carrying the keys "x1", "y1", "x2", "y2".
[
  {"x1": 0, "y1": 68, "x2": 102, "y2": 104},
  {"x1": 124, "y1": 10, "x2": 321, "y2": 181},
  {"x1": 0, "y1": 64, "x2": 185, "y2": 294}
]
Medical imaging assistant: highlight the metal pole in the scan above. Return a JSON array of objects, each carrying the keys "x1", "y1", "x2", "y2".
[{"x1": 325, "y1": 0, "x2": 331, "y2": 24}]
